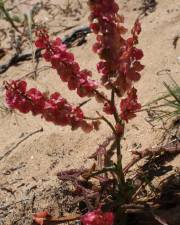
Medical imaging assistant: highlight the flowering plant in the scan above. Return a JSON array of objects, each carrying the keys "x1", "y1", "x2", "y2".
[
  {"x1": 81, "y1": 208, "x2": 114, "y2": 225},
  {"x1": 4, "y1": 0, "x2": 144, "y2": 224}
]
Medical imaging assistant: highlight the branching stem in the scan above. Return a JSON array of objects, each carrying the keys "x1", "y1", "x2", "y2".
[{"x1": 96, "y1": 111, "x2": 116, "y2": 134}]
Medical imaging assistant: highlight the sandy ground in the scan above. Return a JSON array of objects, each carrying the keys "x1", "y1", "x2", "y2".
[{"x1": 0, "y1": 0, "x2": 180, "y2": 224}]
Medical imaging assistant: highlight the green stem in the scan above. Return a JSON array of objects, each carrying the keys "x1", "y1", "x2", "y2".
[
  {"x1": 79, "y1": 99, "x2": 91, "y2": 107},
  {"x1": 111, "y1": 89, "x2": 119, "y2": 123},
  {"x1": 0, "y1": 4, "x2": 21, "y2": 33},
  {"x1": 116, "y1": 208, "x2": 127, "y2": 225},
  {"x1": 96, "y1": 111, "x2": 116, "y2": 134},
  {"x1": 87, "y1": 165, "x2": 116, "y2": 179},
  {"x1": 84, "y1": 116, "x2": 101, "y2": 120},
  {"x1": 94, "y1": 89, "x2": 111, "y2": 104},
  {"x1": 116, "y1": 135, "x2": 125, "y2": 186},
  {"x1": 110, "y1": 89, "x2": 125, "y2": 186},
  {"x1": 111, "y1": 90, "x2": 127, "y2": 225}
]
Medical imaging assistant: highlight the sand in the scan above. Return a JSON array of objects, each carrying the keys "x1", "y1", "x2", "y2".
[{"x1": 0, "y1": 0, "x2": 179, "y2": 224}]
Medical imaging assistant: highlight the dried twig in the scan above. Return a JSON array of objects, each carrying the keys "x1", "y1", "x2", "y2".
[
  {"x1": 0, "y1": 127, "x2": 43, "y2": 161},
  {"x1": 19, "y1": 65, "x2": 51, "y2": 79},
  {"x1": 0, "y1": 26, "x2": 91, "y2": 74},
  {"x1": 0, "y1": 49, "x2": 41, "y2": 74},
  {"x1": 0, "y1": 199, "x2": 30, "y2": 211},
  {"x1": 0, "y1": 48, "x2": 6, "y2": 59},
  {"x1": 89, "y1": 134, "x2": 115, "y2": 160},
  {"x1": 137, "y1": 0, "x2": 157, "y2": 18},
  {"x1": 0, "y1": 1, "x2": 22, "y2": 34},
  {"x1": 173, "y1": 34, "x2": 180, "y2": 49},
  {"x1": 0, "y1": 187, "x2": 15, "y2": 195},
  {"x1": 124, "y1": 141, "x2": 180, "y2": 173}
]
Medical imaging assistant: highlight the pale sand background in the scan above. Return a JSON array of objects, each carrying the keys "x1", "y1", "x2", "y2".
[{"x1": 0, "y1": 0, "x2": 180, "y2": 224}]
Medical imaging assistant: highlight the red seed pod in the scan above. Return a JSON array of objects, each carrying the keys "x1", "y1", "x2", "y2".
[
  {"x1": 5, "y1": 80, "x2": 88, "y2": 132},
  {"x1": 81, "y1": 121, "x2": 94, "y2": 133},
  {"x1": 103, "y1": 102, "x2": 115, "y2": 115},
  {"x1": 115, "y1": 123, "x2": 124, "y2": 136},
  {"x1": 88, "y1": 0, "x2": 144, "y2": 95},
  {"x1": 120, "y1": 87, "x2": 141, "y2": 122},
  {"x1": 34, "y1": 31, "x2": 98, "y2": 98}
]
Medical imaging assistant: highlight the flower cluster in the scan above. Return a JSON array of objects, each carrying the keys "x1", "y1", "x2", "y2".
[
  {"x1": 88, "y1": 0, "x2": 144, "y2": 95},
  {"x1": 120, "y1": 87, "x2": 141, "y2": 122},
  {"x1": 81, "y1": 209, "x2": 114, "y2": 225},
  {"x1": 5, "y1": 80, "x2": 94, "y2": 132},
  {"x1": 35, "y1": 30, "x2": 98, "y2": 98},
  {"x1": 88, "y1": 0, "x2": 144, "y2": 121}
]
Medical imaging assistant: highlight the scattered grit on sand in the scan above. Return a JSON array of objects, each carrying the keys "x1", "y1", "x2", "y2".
[{"x1": 0, "y1": 0, "x2": 180, "y2": 224}]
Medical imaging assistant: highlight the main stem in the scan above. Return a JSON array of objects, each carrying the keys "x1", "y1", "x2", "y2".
[
  {"x1": 116, "y1": 135, "x2": 125, "y2": 187},
  {"x1": 111, "y1": 89, "x2": 125, "y2": 187},
  {"x1": 115, "y1": 134, "x2": 127, "y2": 225},
  {"x1": 111, "y1": 89, "x2": 126, "y2": 225}
]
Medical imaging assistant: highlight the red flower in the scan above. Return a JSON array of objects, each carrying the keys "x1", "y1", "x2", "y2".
[
  {"x1": 33, "y1": 211, "x2": 50, "y2": 225},
  {"x1": 81, "y1": 209, "x2": 114, "y2": 225},
  {"x1": 35, "y1": 30, "x2": 97, "y2": 98},
  {"x1": 88, "y1": 0, "x2": 144, "y2": 95},
  {"x1": 5, "y1": 80, "x2": 93, "y2": 132},
  {"x1": 5, "y1": 80, "x2": 32, "y2": 113},
  {"x1": 115, "y1": 123, "x2": 124, "y2": 136},
  {"x1": 133, "y1": 48, "x2": 144, "y2": 60},
  {"x1": 27, "y1": 88, "x2": 46, "y2": 115},
  {"x1": 103, "y1": 102, "x2": 116, "y2": 115},
  {"x1": 120, "y1": 87, "x2": 141, "y2": 122}
]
